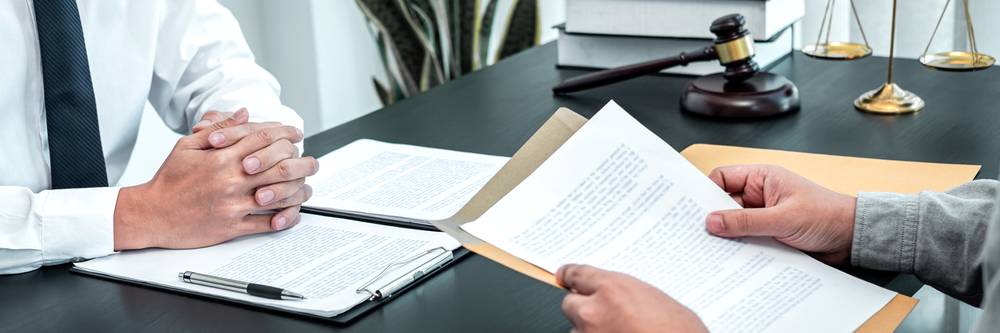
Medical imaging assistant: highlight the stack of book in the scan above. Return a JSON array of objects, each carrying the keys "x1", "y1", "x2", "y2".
[{"x1": 559, "y1": 0, "x2": 805, "y2": 76}]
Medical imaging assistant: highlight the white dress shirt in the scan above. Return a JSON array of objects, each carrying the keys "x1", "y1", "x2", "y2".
[{"x1": 0, "y1": 0, "x2": 303, "y2": 274}]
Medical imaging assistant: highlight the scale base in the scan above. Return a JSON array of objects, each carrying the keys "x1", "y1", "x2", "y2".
[
  {"x1": 854, "y1": 83, "x2": 924, "y2": 114},
  {"x1": 681, "y1": 72, "x2": 800, "y2": 118}
]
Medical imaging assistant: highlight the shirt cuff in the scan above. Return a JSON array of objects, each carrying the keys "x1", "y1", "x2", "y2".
[
  {"x1": 38, "y1": 187, "x2": 120, "y2": 262},
  {"x1": 851, "y1": 191, "x2": 920, "y2": 273}
]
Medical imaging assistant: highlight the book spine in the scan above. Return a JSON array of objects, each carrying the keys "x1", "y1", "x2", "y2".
[
  {"x1": 556, "y1": 25, "x2": 795, "y2": 76},
  {"x1": 565, "y1": 0, "x2": 803, "y2": 41}
]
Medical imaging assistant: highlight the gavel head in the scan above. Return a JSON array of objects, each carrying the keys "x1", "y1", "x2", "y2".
[{"x1": 710, "y1": 14, "x2": 759, "y2": 82}]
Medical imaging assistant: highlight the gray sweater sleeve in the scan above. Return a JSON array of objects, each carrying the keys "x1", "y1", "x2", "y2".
[{"x1": 852, "y1": 180, "x2": 999, "y2": 306}]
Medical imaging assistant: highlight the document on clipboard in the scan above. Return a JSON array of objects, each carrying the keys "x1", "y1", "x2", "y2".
[
  {"x1": 431, "y1": 100, "x2": 980, "y2": 332},
  {"x1": 304, "y1": 139, "x2": 510, "y2": 227},
  {"x1": 72, "y1": 214, "x2": 461, "y2": 319}
]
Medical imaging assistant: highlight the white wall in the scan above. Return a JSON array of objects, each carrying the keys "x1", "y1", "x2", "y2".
[
  {"x1": 802, "y1": 0, "x2": 850, "y2": 48},
  {"x1": 120, "y1": 0, "x2": 567, "y2": 185},
  {"x1": 227, "y1": 0, "x2": 567, "y2": 136},
  {"x1": 119, "y1": 0, "x2": 1000, "y2": 186},
  {"x1": 853, "y1": 0, "x2": 958, "y2": 58},
  {"x1": 966, "y1": 0, "x2": 1000, "y2": 56},
  {"x1": 310, "y1": 0, "x2": 387, "y2": 132}
]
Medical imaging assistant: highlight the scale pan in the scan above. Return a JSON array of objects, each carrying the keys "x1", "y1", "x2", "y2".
[
  {"x1": 802, "y1": 42, "x2": 872, "y2": 60},
  {"x1": 920, "y1": 51, "x2": 995, "y2": 71}
]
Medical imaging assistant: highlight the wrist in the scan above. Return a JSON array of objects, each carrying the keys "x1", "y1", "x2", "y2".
[
  {"x1": 113, "y1": 183, "x2": 157, "y2": 250},
  {"x1": 840, "y1": 195, "x2": 858, "y2": 262}
]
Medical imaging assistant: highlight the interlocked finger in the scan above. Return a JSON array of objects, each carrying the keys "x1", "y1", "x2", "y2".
[
  {"x1": 242, "y1": 139, "x2": 299, "y2": 175},
  {"x1": 251, "y1": 157, "x2": 319, "y2": 187}
]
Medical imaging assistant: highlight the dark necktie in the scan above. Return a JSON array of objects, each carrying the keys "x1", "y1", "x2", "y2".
[{"x1": 34, "y1": 0, "x2": 109, "y2": 189}]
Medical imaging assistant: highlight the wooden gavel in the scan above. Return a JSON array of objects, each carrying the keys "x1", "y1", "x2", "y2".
[
  {"x1": 552, "y1": 13, "x2": 800, "y2": 119},
  {"x1": 553, "y1": 14, "x2": 760, "y2": 95}
]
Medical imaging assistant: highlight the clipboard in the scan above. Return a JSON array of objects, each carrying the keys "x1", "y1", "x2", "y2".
[
  {"x1": 433, "y1": 107, "x2": 980, "y2": 332},
  {"x1": 71, "y1": 212, "x2": 470, "y2": 325}
]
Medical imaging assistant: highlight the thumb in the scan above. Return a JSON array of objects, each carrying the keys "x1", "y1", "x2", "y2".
[
  {"x1": 180, "y1": 109, "x2": 249, "y2": 150},
  {"x1": 705, "y1": 207, "x2": 787, "y2": 238},
  {"x1": 192, "y1": 111, "x2": 235, "y2": 133}
]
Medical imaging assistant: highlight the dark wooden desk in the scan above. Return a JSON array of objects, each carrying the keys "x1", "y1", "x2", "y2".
[{"x1": 2, "y1": 43, "x2": 998, "y2": 332}]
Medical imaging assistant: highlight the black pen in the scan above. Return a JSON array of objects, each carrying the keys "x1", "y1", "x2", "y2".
[{"x1": 179, "y1": 271, "x2": 306, "y2": 301}]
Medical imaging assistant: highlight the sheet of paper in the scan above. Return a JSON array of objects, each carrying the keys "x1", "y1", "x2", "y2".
[
  {"x1": 307, "y1": 139, "x2": 510, "y2": 222},
  {"x1": 74, "y1": 215, "x2": 461, "y2": 317},
  {"x1": 461, "y1": 101, "x2": 897, "y2": 332}
]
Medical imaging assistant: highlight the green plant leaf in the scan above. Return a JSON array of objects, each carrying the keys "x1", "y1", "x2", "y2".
[
  {"x1": 394, "y1": 0, "x2": 445, "y2": 85},
  {"x1": 357, "y1": 0, "x2": 423, "y2": 96},
  {"x1": 452, "y1": 0, "x2": 477, "y2": 75},
  {"x1": 409, "y1": 2, "x2": 436, "y2": 40},
  {"x1": 496, "y1": 0, "x2": 539, "y2": 61},
  {"x1": 368, "y1": 24, "x2": 407, "y2": 103},
  {"x1": 357, "y1": 0, "x2": 540, "y2": 103},
  {"x1": 409, "y1": 3, "x2": 439, "y2": 85},
  {"x1": 372, "y1": 77, "x2": 393, "y2": 106},
  {"x1": 419, "y1": 56, "x2": 432, "y2": 91},
  {"x1": 371, "y1": 36, "x2": 395, "y2": 105},
  {"x1": 475, "y1": 0, "x2": 498, "y2": 70},
  {"x1": 429, "y1": 0, "x2": 453, "y2": 80}
]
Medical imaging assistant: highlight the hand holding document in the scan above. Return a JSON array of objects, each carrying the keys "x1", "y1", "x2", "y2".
[{"x1": 453, "y1": 101, "x2": 901, "y2": 332}]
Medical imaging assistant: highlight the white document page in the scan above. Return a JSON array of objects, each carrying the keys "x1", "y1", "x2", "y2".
[
  {"x1": 462, "y1": 101, "x2": 896, "y2": 332},
  {"x1": 306, "y1": 139, "x2": 510, "y2": 222},
  {"x1": 74, "y1": 214, "x2": 461, "y2": 317}
]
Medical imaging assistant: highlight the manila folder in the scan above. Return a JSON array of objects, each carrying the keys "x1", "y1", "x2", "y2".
[{"x1": 433, "y1": 107, "x2": 979, "y2": 332}]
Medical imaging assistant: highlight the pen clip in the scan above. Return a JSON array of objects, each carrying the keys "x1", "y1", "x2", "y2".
[{"x1": 356, "y1": 247, "x2": 449, "y2": 301}]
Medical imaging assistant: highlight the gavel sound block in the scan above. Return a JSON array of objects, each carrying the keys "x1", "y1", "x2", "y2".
[{"x1": 553, "y1": 14, "x2": 800, "y2": 119}]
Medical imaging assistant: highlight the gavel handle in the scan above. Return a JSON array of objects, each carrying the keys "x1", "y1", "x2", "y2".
[{"x1": 552, "y1": 46, "x2": 718, "y2": 95}]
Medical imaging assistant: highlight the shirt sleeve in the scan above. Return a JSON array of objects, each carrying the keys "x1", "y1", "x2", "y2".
[
  {"x1": 852, "y1": 180, "x2": 998, "y2": 306},
  {"x1": 147, "y1": 0, "x2": 303, "y2": 134},
  {"x1": 0, "y1": 186, "x2": 119, "y2": 274}
]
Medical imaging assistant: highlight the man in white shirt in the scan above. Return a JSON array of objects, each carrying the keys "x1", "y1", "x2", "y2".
[{"x1": 1, "y1": 1, "x2": 315, "y2": 274}]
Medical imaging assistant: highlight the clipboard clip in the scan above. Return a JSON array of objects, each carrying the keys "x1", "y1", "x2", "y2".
[{"x1": 356, "y1": 247, "x2": 453, "y2": 301}]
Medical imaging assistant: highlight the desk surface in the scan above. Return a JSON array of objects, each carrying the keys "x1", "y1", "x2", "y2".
[{"x1": 3, "y1": 43, "x2": 999, "y2": 332}]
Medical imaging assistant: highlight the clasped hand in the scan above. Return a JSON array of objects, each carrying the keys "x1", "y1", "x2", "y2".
[{"x1": 114, "y1": 109, "x2": 319, "y2": 250}]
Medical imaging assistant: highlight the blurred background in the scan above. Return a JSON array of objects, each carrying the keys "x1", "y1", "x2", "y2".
[
  {"x1": 120, "y1": 2, "x2": 997, "y2": 331},
  {"x1": 120, "y1": 0, "x2": 567, "y2": 184}
]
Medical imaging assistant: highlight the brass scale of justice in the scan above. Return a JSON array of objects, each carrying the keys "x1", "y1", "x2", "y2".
[
  {"x1": 804, "y1": 0, "x2": 994, "y2": 114},
  {"x1": 553, "y1": 0, "x2": 994, "y2": 116}
]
